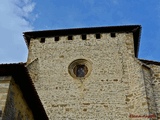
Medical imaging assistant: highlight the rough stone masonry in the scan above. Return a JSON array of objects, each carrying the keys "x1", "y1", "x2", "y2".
[{"x1": 24, "y1": 25, "x2": 160, "y2": 120}]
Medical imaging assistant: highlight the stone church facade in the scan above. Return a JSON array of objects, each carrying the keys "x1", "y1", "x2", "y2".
[{"x1": 0, "y1": 25, "x2": 160, "y2": 119}]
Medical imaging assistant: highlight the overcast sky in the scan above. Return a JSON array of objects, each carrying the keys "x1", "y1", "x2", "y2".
[{"x1": 0, "y1": 0, "x2": 160, "y2": 63}]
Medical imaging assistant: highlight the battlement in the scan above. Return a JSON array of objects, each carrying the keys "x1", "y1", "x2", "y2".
[
  {"x1": 38, "y1": 33, "x2": 116, "y2": 43},
  {"x1": 24, "y1": 25, "x2": 141, "y2": 57}
]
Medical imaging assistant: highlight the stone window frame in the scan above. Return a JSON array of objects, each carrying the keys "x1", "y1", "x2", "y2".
[{"x1": 68, "y1": 59, "x2": 92, "y2": 79}]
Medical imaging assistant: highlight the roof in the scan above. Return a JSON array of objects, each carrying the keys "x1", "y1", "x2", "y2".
[
  {"x1": 139, "y1": 59, "x2": 160, "y2": 66},
  {"x1": 0, "y1": 63, "x2": 48, "y2": 120},
  {"x1": 23, "y1": 25, "x2": 141, "y2": 57}
]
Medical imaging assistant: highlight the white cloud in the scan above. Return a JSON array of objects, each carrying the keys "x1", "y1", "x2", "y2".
[{"x1": 0, "y1": 0, "x2": 35, "y2": 63}]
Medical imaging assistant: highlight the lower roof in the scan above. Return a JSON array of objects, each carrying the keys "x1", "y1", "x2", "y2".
[{"x1": 0, "y1": 63, "x2": 48, "y2": 120}]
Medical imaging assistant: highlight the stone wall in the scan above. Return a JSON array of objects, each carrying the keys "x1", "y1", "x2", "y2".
[
  {"x1": 148, "y1": 65, "x2": 160, "y2": 119},
  {"x1": 27, "y1": 32, "x2": 156, "y2": 120},
  {"x1": 142, "y1": 65, "x2": 157, "y2": 118},
  {"x1": 0, "y1": 76, "x2": 11, "y2": 119},
  {"x1": 2, "y1": 78, "x2": 34, "y2": 120}
]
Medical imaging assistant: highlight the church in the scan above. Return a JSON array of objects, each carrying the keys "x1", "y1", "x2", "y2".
[{"x1": 0, "y1": 25, "x2": 160, "y2": 119}]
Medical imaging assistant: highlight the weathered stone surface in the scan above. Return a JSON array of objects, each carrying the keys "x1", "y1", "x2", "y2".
[
  {"x1": 0, "y1": 76, "x2": 11, "y2": 117},
  {"x1": 2, "y1": 79, "x2": 34, "y2": 120},
  {"x1": 147, "y1": 65, "x2": 160, "y2": 119},
  {"x1": 26, "y1": 32, "x2": 159, "y2": 119}
]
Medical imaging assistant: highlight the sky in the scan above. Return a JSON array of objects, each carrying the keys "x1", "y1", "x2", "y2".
[{"x1": 0, "y1": 0, "x2": 160, "y2": 63}]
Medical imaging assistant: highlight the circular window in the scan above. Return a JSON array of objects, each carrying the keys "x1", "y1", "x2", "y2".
[{"x1": 68, "y1": 59, "x2": 92, "y2": 79}]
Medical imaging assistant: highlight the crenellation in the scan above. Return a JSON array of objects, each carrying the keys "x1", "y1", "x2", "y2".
[{"x1": 29, "y1": 33, "x2": 124, "y2": 46}]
